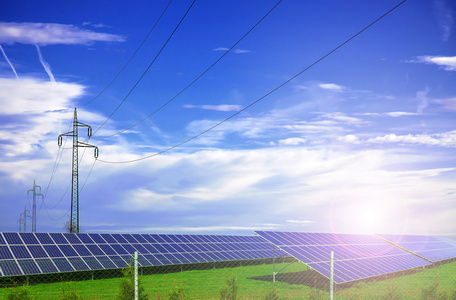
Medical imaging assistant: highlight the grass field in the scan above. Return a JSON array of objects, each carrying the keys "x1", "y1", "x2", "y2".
[{"x1": 1, "y1": 260, "x2": 455, "y2": 299}]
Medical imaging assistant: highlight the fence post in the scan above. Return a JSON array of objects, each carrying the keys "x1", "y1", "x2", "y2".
[
  {"x1": 330, "y1": 251, "x2": 334, "y2": 300},
  {"x1": 134, "y1": 251, "x2": 138, "y2": 300}
]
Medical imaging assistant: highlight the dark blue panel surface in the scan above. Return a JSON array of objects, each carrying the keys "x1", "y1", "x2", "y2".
[
  {"x1": 68, "y1": 257, "x2": 89, "y2": 271},
  {"x1": 100, "y1": 234, "x2": 117, "y2": 244},
  {"x1": 96, "y1": 256, "x2": 117, "y2": 269},
  {"x1": 63, "y1": 234, "x2": 82, "y2": 244},
  {"x1": 0, "y1": 234, "x2": 5, "y2": 245},
  {"x1": 36, "y1": 258, "x2": 58, "y2": 274},
  {"x1": 122, "y1": 234, "x2": 138, "y2": 244},
  {"x1": 73, "y1": 245, "x2": 92, "y2": 257},
  {"x1": 58, "y1": 245, "x2": 78, "y2": 257},
  {"x1": 77, "y1": 234, "x2": 95, "y2": 244},
  {"x1": 0, "y1": 246, "x2": 13, "y2": 260},
  {"x1": 111, "y1": 234, "x2": 128, "y2": 244},
  {"x1": 27, "y1": 245, "x2": 48, "y2": 258},
  {"x1": 82, "y1": 257, "x2": 103, "y2": 270},
  {"x1": 88, "y1": 234, "x2": 106, "y2": 244},
  {"x1": 0, "y1": 260, "x2": 22, "y2": 276},
  {"x1": 98, "y1": 244, "x2": 117, "y2": 256},
  {"x1": 43, "y1": 245, "x2": 64, "y2": 258},
  {"x1": 20, "y1": 233, "x2": 40, "y2": 244},
  {"x1": 35, "y1": 233, "x2": 54, "y2": 245},
  {"x1": 49, "y1": 233, "x2": 68, "y2": 244},
  {"x1": 4, "y1": 233, "x2": 23, "y2": 245},
  {"x1": 86, "y1": 244, "x2": 105, "y2": 256},
  {"x1": 18, "y1": 260, "x2": 41, "y2": 275},
  {"x1": 11, "y1": 245, "x2": 31, "y2": 259},
  {"x1": 132, "y1": 234, "x2": 148, "y2": 244},
  {"x1": 52, "y1": 258, "x2": 74, "y2": 272}
]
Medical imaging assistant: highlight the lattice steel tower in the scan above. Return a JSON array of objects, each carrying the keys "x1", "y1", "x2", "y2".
[{"x1": 58, "y1": 108, "x2": 98, "y2": 233}]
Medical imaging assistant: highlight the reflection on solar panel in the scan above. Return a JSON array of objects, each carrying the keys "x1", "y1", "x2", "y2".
[
  {"x1": 0, "y1": 232, "x2": 282, "y2": 277},
  {"x1": 377, "y1": 234, "x2": 456, "y2": 263},
  {"x1": 255, "y1": 231, "x2": 431, "y2": 284}
]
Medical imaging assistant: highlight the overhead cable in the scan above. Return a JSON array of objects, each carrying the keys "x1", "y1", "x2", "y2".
[
  {"x1": 92, "y1": 0, "x2": 197, "y2": 136},
  {"x1": 92, "y1": 0, "x2": 284, "y2": 139},
  {"x1": 98, "y1": 0, "x2": 408, "y2": 164},
  {"x1": 77, "y1": 0, "x2": 174, "y2": 108}
]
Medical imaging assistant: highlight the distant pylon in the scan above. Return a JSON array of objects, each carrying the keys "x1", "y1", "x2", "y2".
[
  {"x1": 27, "y1": 180, "x2": 43, "y2": 233},
  {"x1": 18, "y1": 206, "x2": 31, "y2": 232},
  {"x1": 58, "y1": 108, "x2": 98, "y2": 233}
]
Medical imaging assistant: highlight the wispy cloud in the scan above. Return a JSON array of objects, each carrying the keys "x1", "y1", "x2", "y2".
[
  {"x1": 35, "y1": 45, "x2": 55, "y2": 82},
  {"x1": 340, "y1": 131, "x2": 456, "y2": 147},
  {"x1": 417, "y1": 87, "x2": 430, "y2": 113},
  {"x1": 412, "y1": 55, "x2": 456, "y2": 71},
  {"x1": 318, "y1": 83, "x2": 345, "y2": 92},
  {"x1": 0, "y1": 22, "x2": 125, "y2": 45},
  {"x1": 432, "y1": 0, "x2": 454, "y2": 41},
  {"x1": 0, "y1": 45, "x2": 18, "y2": 78},
  {"x1": 184, "y1": 104, "x2": 243, "y2": 112},
  {"x1": 357, "y1": 112, "x2": 418, "y2": 117},
  {"x1": 278, "y1": 137, "x2": 307, "y2": 146},
  {"x1": 212, "y1": 47, "x2": 250, "y2": 54}
]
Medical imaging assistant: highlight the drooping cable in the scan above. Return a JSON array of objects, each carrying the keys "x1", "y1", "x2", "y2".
[
  {"x1": 92, "y1": 0, "x2": 283, "y2": 139},
  {"x1": 77, "y1": 0, "x2": 174, "y2": 108},
  {"x1": 98, "y1": 0, "x2": 408, "y2": 164},
  {"x1": 92, "y1": 0, "x2": 197, "y2": 136}
]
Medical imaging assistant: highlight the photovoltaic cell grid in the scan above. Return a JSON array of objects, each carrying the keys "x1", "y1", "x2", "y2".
[
  {"x1": 254, "y1": 231, "x2": 431, "y2": 284},
  {"x1": 377, "y1": 234, "x2": 456, "y2": 263},
  {"x1": 0, "y1": 232, "x2": 284, "y2": 277}
]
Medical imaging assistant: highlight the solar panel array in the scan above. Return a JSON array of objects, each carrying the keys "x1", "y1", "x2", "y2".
[
  {"x1": 255, "y1": 231, "x2": 431, "y2": 284},
  {"x1": 0, "y1": 232, "x2": 283, "y2": 277},
  {"x1": 377, "y1": 234, "x2": 456, "y2": 263}
]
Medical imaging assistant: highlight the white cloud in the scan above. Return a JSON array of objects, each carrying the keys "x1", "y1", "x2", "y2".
[
  {"x1": 0, "y1": 22, "x2": 125, "y2": 45},
  {"x1": 321, "y1": 112, "x2": 366, "y2": 125},
  {"x1": 184, "y1": 104, "x2": 243, "y2": 112},
  {"x1": 286, "y1": 220, "x2": 315, "y2": 224},
  {"x1": 366, "y1": 132, "x2": 456, "y2": 147},
  {"x1": 339, "y1": 131, "x2": 456, "y2": 148},
  {"x1": 278, "y1": 137, "x2": 307, "y2": 146},
  {"x1": 357, "y1": 112, "x2": 418, "y2": 117},
  {"x1": 434, "y1": 97, "x2": 456, "y2": 111},
  {"x1": 414, "y1": 55, "x2": 456, "y2": 71},
  {"x1": 318, "y1": 83, "x2": 344, "y2": 92}
]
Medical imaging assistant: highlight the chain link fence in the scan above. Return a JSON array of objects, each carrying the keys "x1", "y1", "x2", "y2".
[{"x1": 1, "y1": 252, "x2": 455, "y2": 299}]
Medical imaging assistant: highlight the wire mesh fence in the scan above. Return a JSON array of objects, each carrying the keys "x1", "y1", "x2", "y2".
[{"x1": 1, "y1": 253, "x2": 455, "y2": 299}]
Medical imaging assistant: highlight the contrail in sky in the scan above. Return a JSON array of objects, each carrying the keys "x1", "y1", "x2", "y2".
[
  {"x1": 35, "y1": 44, "x2": 55, "y2": 82},
  {"x1": 0, "y1": 44, "x2": 19, "y2": 79}
]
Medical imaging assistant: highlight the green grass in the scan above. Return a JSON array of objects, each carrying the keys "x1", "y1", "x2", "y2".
[{"x1": 1, "y1": 261, "x2": 455, "y2": 299}]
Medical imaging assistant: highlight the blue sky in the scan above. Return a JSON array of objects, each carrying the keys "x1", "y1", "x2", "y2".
[{"x1": 0, "y1": 0, "x2": 455, "y2": 236}]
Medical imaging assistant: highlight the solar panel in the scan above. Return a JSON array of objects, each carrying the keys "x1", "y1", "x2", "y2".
[
  {"x1": 255, "y1": 231, "x2": 431, "y2": 284},
  {"x1": 0, "y1": 232, "x2": 284, "y2": 277},
  {"x1": 377, "y1": 234, "x2": 456, "y2": 262}
]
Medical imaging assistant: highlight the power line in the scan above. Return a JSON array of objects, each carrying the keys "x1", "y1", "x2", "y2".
[
  {"x1": 77, "y1": 0, "x2": 174, "y2": 108},
  {"x1": 92, "y1": 0, "x2": 197, "y2": 136},
  {"x1": 98, "y1": 0, "x2": 408, "y2": 164},
  {"x1": 92, "y1": 0, "x2": 284, "y2": 140}
]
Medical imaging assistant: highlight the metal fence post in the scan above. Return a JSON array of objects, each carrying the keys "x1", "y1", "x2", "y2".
[
  {"x1": 330, "y1": 251, "x2": 334, "y2": 300},
  {"x1": 134, "y1": 251, "x2": 138, "y2": 300}
]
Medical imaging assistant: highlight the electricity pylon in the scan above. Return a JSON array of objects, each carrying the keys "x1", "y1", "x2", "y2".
[
  {"x1": 58, "y1": 108, "x2": 98, "y2": 233},
  {"x1": 18, "y1": 207, "x2": 31, "y2": 232},
  {"x1": 27, "y1": 180, "x2": 43, "y2": 233}
]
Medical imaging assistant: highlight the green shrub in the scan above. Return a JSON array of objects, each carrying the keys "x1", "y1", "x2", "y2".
[
  {"x1": 60, "y1": 282, "x2": 81, "y2": 300},
  {"x1": 168, "y1": 286, "x2": 187, "y2": 300},
  {"x1": 116, "y1": 263, "x2": 149, "y2": 300},
  {"x1": 6, "y1": 285, "x2": 33, "y2": 300},
  {"x1": 220, "y1": 276, "x2": 238, "y2": 300},
  {"x1": 264, "y1": 287, "x2": 280, "y2": 300}
]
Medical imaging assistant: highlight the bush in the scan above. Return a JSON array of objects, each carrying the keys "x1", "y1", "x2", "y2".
[
  {"x1": 264, "y1": 287, "x2": 280, "y2": 300},
  {"x1": 168, "y1": 286, "x2": 187, "y2": 300},
  {"x1": 220, "y1": 276, "x2": 238, "y2": 300},
  {"x1": 6, "y1": 285, "x2": 33, "y2": 300},
  {"x1": 60, "y1": 282, "x2": 81, "y2": 300},
  {"x1": 116, "y1": 263, "x2": 149, "y2": 300}
]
